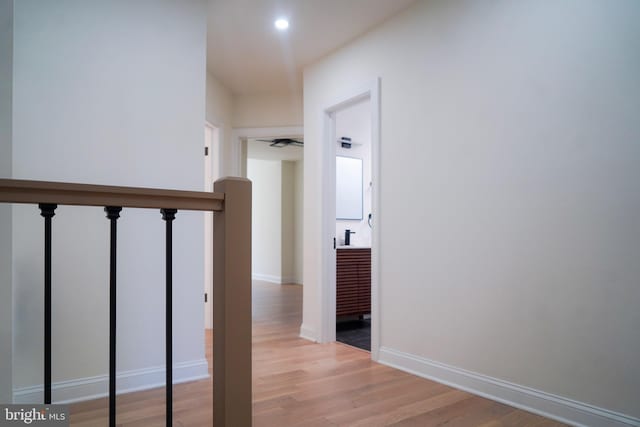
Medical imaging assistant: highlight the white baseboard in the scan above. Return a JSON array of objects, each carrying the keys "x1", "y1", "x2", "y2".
[
  {"x1": 378, "y1": 347, "x2": 639, "y2": 427},
  {"x1": 252, "y1": 273, "x2": 282, "y2": 284},
  {"x1": 252, "y1": 273, "x2": 301, "y2": 285},
  {"x1": 13, "y1": 359, "x2": 209, "y2": 404},
  {"x1": 299, "y1": 324, "x2": 317, "y2": 342}
]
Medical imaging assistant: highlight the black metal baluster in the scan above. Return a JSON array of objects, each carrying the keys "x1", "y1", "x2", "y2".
[
  {"x1": 105, "y1": 206, "x2": 122, "y2": 427},
  {"x1": 161, "y1": 209, "x2": 177, "y2": 427},
  {"x1": 39, "y1": 203, "x2": 57, "y2": 404}
]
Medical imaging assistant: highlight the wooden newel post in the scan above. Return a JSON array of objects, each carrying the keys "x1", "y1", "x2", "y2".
[{"x1": 213, "y1": 177, "x2": 252, "y2": 427}]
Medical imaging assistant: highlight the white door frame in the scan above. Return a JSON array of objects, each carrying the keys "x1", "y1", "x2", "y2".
[
  {"x1": 204, "y1": 121, "x2": 221, "y2": 329},
  {"x1": 205, "y1": 121, "x2": 222, "y2": 184},
  {"x1": 230, "y1": 126, "x2": 304, "y2": 177},
  {"x1": 319, "y1": 78, "x2": 381, "y2": 361}
]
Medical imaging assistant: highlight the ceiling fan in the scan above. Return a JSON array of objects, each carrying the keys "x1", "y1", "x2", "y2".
[{"x1": 257, "y1": 138, "x2": 304, "y2": 148}]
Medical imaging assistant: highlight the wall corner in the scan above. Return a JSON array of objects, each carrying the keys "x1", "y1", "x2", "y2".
[{"x1": 0, "y1": 0, "x2": 14, "y2": 404}]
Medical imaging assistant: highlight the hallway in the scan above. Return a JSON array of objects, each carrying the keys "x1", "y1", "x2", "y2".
[{"x1": 70, "y1": 281, "x2": 565, "y2": 426}]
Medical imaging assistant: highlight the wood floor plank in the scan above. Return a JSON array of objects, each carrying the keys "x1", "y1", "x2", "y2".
[{"x1": 69, "y1": 281, "x2": 567, "y2": 426}]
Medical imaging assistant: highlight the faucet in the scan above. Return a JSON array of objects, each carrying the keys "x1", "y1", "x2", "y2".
[{"x1": 344, "y1": 229, "x2": 356, "y2": 246}]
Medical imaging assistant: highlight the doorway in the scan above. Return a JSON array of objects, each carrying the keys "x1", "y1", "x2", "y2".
[
  {"x1": 334, "y1": 98, "x2": 373, "y2": 351},
  {"x1": 320, "y1": 78, "x2": 381, "y2": 360},
  {"x1": 246, "y1": 136, "x2": 304, "y2": 287}
]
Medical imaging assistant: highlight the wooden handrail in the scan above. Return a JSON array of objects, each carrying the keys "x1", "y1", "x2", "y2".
[{"x1": 0, "y1": 179, "x2": 224, "y2": 211}]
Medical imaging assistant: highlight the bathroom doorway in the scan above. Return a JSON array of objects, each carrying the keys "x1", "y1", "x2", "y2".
[
  {"x1": 334, "y1": 99, "x2": 373, "y2": 351},
  {"x1": 318, "y1": 78, "x2": 381, "y2": 360}
]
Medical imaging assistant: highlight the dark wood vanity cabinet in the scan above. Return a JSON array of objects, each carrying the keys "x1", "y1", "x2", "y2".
[{"x1": 336, "y1": 248, "x2": 371, "y2": 317}]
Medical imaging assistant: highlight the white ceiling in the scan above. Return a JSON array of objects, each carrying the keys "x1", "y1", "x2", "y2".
[
  {"x1": 247, "y1": 138, "x2": 304, "y2": 161},
  {"x1": 207, "y1": 0, "x2": 417, "y2": 94}
]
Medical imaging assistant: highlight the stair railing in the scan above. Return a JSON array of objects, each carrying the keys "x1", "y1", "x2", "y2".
[{"x1": 0, "y1": 177, "x2": 252, "y2": 427}]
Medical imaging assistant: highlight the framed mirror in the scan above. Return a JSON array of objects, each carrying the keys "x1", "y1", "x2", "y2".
[{"x1": 336, "y1": 156, "x2": 363, "y2": 220}]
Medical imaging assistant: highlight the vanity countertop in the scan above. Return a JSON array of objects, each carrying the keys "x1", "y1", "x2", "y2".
[{"x1": 337, "y1": 245, "x2": 371, "y2": 250}]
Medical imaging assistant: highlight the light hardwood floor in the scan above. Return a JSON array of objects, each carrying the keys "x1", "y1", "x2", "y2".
[{"x1": 70, "y1": 281, "x2": 566, "y2": 426}]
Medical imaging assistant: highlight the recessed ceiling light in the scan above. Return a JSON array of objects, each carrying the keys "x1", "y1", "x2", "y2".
[{"x1": 274, "y1": 18, "x2": 289, "y2": 30}]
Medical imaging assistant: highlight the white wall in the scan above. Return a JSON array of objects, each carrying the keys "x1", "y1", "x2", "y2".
[
  {"x1": 304, "y1": 0, "x2": 640, "y2": 421},
  {"x1": 232, "y1": 92, "x2": 303, "y2": 128},
  {"x1": 335, "y1": 99, "x2": 372, "y2": 247},
  {"x1": 11, "y1": 0, "x2": 208, "y2": 401},
  {"x1": 0, "y1": 0, "x2": 13, "y2": 404},
  {"x1": 248, "y1": 159, "x2": 282, "y2": 281}
]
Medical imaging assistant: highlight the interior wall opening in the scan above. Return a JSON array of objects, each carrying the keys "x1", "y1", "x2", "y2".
[
  {"x1": 246, "y1": 136, "x2": 304, "y2": 289},
  {"x1": 334, "y1": 98, "x2": 373, "y2": 352}
]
